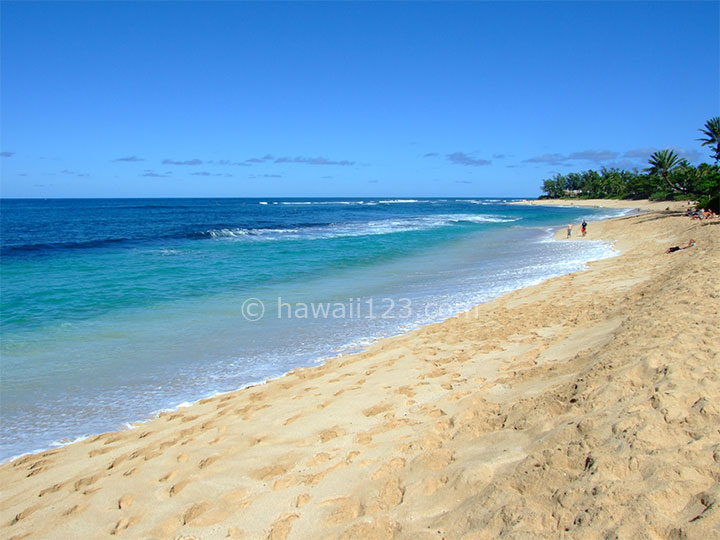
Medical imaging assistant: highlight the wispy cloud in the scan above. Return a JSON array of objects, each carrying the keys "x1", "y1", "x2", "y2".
[
  {"x1": 191, "y1": 171, "x2": 222, "y2": 177},
  {"x1": 524, "y1": 148, "x2": 651, "y2": 167},
  {"x1": 207, "y1": 159, "x2": 251, "y2": 167},
  {"x1": 1, "y1": 151, "x2": 15, "y2": 158},
  {"x1": 623, "y1": 147, "x2": 657, "y2": 159},
  {"x1": 492, "y1": 154, "x2": 507, "y2": 159},
  {"x1": 60, "y1": 169, "x2": 89, "y2": 177},
  {"x1": 245, "y1": 154, "x2": 274, "y2": 163},
  {"x1": 263, "y1": 174, "x2": 282, "y2": 178},
  {"x1": 523, "y1": 153, "x2": 568, "y2": 165},
  {"x1": 674, "y1": 147, "x2": 703, "y2": 162},
  {"x1": 142, "y1": 170, "x2": 171, "y2": 178},
  {"x1": 447, "y1": 152, "x2": 491, "y2": 166},
  {"x1": 623, "y1": 146, "x2": 701, "y2": 163},
  {"x1": 423, "y1": 152, "x2": 439, "y2": 158},
  {"x1": 274, "y1": 156, "x2": 355, "y2": 166},
  {"x1": 112, "y1": 155, "x2": 145, "y2": 162},
  {"x1": 601, "y1": 159, "x2": 642, "y2": 170},
  {"x1": 568, "y1": 149, "x2": 619, "y2": 162},
  {"x1": 523, "y1": 150, "x2": 618, "y2": 166},
  {"x1": 162, "y1": 158, "x2": 203, "y2": 166},
  {"x1": 455, "y1": 180, "x2": 473, "y2": 184}
]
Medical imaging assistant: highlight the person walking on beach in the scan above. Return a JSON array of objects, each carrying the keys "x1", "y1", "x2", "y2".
[
  {"x1": 567, "y1": 222, "x2": 573, "y2": 238},
  {"x1": 581, "y1": 219, "x2": 587, "y2": 236}
]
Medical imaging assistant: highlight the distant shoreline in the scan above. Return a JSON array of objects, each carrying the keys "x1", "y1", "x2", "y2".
[{"x1": 508, "y1": 197, "x2": 692, "y2": 211}]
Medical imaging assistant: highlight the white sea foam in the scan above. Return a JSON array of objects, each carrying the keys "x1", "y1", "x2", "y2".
[
  {"x1": 206, "y1": 214, "x2": 520, "y2": 243},
  {"x1": 378, "y1": 199, "x2": 421, "y2": 203},
  {"x1": 279, "y1": 200, "x2": 367, "y2": 206},
  {"x1": 457, "y1": 199, "x2": 489, "y2": 204},
  {"x1": 208, "y1": 228, "x2": 250, "y2": 238}
]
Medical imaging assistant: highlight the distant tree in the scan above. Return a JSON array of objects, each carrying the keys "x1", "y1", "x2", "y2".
[
  {"x1": 626, "y1": 172, "x2": 659, "y2": 199},
  {"x1": 541, "y1": 174, "x2": 567, "y2": 198},
  {"x1": 697, "y1": 117, "x2": 720, "y2": 163},
  {"x1": 565, "y1": 172, "x2": 583, "y2": 192},
  {"x1": 579, "y1": 169, "x2": 603, "y2": 198}
]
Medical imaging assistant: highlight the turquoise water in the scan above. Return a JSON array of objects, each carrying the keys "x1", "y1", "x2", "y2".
[{"x1": 0, "y1": 198, "x2": 630, "y2": 460}]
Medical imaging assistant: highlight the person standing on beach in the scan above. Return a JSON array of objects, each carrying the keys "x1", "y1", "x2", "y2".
[
  {"x1": 581, "y1": 219, "x2": 587, "y2": 236},
  {"x1": 567, "y1": 222, "x2": 573, "y2": 238}
]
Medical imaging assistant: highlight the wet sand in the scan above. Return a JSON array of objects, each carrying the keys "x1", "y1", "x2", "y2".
[{"x1": 2, "y1": 204, "x2": 718, "y2": 540}]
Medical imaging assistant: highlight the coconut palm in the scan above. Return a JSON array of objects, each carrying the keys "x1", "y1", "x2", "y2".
[
  {"x1": 697, "y1": 117, "x2": 720, "y2": 163},
  {"x1": 645, "y1": 149, "x2": 689, "y2": 192},
  {"x1": 645, "y1": 149, "x2": 683, "y2": 178}
]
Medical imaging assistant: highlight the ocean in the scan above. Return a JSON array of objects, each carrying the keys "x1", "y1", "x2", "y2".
[{"x1": 0, "y1": 198, "x2": 631, "y2": 460}]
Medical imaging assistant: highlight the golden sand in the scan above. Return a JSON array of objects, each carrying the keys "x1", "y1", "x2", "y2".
[
  {"x1": 509, "y1": 198, "x2": 693, "y2": 211},
  {"x1": 2, "y1": 203, "x2": 718, "y2": 540}
]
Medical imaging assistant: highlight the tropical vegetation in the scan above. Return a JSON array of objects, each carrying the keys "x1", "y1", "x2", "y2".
[{"x1": 539, "y1": 117, "x2": 720, "y2": 212}]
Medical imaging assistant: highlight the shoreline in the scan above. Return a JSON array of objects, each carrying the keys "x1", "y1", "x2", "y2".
[
  {"x1": 0, "y1": 211, "x2": 620, "y2": 466},
  {"x1": 509, "y1": 197, "x2": 692, "y2": 211},
  {"x1": 2, "y1": 202, "x2": 718, "y2": 539}
]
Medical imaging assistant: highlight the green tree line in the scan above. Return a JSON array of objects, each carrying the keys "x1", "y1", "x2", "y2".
[{"x1": 539, "y1": 117, "x2": 720, "y2": 211}]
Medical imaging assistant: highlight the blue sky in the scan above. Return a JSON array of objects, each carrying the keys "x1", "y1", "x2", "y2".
[{"x1": 1, "y1": 1, "x2": 718, "y2": 198}]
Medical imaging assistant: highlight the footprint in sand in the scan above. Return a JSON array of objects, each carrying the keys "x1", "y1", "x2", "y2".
[
  {"x1": 62, "y1": 503, "x2": 87, "y2": 517},
  {"x1": 123, "y1": 467, "x2": 140, "y2": 477},
  {"x1": 283, "y1": 414, "x2": 301, "y2": 425},
  {"x1": 107, "y1": 453, "x2": 129, "y2": 470},
  {"x1": 178, "y1": 500, "x2": 229, "y2": 527},
  {"x1": 110, "y1": 515, "x2": 140, "y2": 535},
  {"x1": 169, "y1": 480, "x2": 188, "y2": 497},
  {"x1": 198, "y1": 455, "x2": 220, "y2": 469},
  {"x1": 159, "y1": 470, "x2": 178, "y2": 482},
  {"x1": 181, "y1": 502, "x2": 210, "y2": 525},
  {"x1": 38, "y1": 481, "x2": 67, "y2": 498},
  {"x1": 88, "y1": 446, "x2": 113, "y2": 457},
  {"x1": 268, "y1": 513, "x2": 299, "y2": 540},
  {"x1": 319, "y1": 427, "x2": 346, "y2": 443},
  {"x1": 354, "y1": 433, "x2": 373, "y2": 445},
  {"x1": 73, "y1": 473, "x2": 102, "y2": 492},
  {"x1": 362, "y1": 403, "x2": 393, "y2": 417},
  {"x1": 10, "y1": 503, "x2": 41, "y2": 525},
  {"x1": 307, "y1": 452, "x2": 333, "y2": 466},
  {"x1": 321, "y1": 496, "x2": 362, "y2": 526}
]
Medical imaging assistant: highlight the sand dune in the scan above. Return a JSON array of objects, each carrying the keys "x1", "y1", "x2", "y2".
[{"x1": 2, "y1": 207, "x2": 718, "y2": 540}]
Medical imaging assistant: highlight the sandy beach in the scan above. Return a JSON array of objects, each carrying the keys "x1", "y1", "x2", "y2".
[
  {"x1": 509, "y1": 198, "x2": 694, "y2": 211},
  {"x1": 2, "y1": 203, "x2": 718, "y2": 540}
]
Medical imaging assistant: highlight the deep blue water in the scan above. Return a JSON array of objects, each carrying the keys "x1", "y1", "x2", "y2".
[{"x1": 0, "y1": 198, "x2": 628, "y2": 460}]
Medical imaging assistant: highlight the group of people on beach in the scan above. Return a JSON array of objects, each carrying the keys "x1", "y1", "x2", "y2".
[
  {"x1": 685, "y1": 207, "x2": 718, "y2": 220},
  {"x1": 566, "y1": 220, "x2": 587, "y2": 238}
]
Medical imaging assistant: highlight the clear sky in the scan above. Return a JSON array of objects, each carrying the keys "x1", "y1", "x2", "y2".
[{"x1": 1, "y1": 1, "x2": 718, "y2": 198}]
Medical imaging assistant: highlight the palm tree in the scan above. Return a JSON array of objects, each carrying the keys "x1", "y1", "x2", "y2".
[
  {"x1": 646, "y1": 149, "x2": 683, "y2": 178},
  {"x1": 645, "y1": 149, "x2": 687, "y2": 192},
  {"x1": 697, "y1": 117, "x2": 720, "y2": 163}
]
